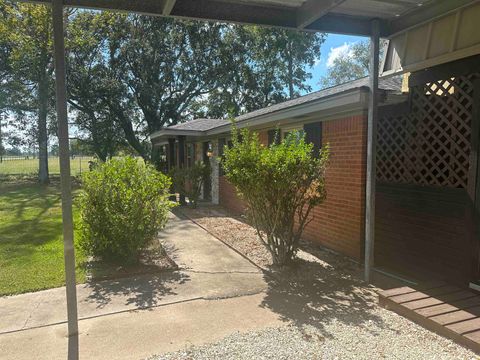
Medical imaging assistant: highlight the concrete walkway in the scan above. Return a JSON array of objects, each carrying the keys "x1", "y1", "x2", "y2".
[{"x1": 0, "y1": 212, "x2": 280, "y2": 359}]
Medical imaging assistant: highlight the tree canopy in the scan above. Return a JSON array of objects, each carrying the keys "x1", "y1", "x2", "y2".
[{"x1": 1, "y1": 3, "x2": 326, "y2": 166}]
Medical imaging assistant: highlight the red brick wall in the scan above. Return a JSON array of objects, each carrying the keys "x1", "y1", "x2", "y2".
[
  {"x1": 302, "y1": 115, "x2": 367, "y2": 259},
  {"x1": 219, "y1": 176, "x2": 246, "y2": 214},
  {"x1": 219, "y1": 130, "x2": 268, "y2": 214},
  {"x1": 218, "y1": 119, "x2": 367, "y2": 260}
]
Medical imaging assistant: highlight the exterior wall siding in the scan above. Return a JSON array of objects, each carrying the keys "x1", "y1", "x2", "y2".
[
  {"x1": 218, "y1": 117, "x2": 367, "y2": 260},
  {"x1": 302, "y1": 115, "x2": 367, "y2": 259}
]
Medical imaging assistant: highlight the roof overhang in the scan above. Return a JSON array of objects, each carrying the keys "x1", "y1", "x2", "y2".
[
  {"x1": 382, "y1": 0, "x2": 480, "y2": 76},
  {"x1": 151, "y1": 87, "x2": 374, "y2": 143},
  {"x1": 24, "y1": 0, "x2": 479, "y2": 38}
]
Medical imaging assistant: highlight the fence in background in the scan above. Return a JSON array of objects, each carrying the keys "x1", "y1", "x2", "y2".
[{"x1": 0, "y1": 155, "x2": 96, "y2": 177}]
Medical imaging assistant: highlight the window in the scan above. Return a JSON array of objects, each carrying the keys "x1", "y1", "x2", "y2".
[
  {"x1": 303, "y1": 122, "x2": 322, "y2": 158},
  {"x1": 267, "y1": 129, "x2": 280, "y2": 146},
  {"x1": 281, "y1": 125, "x2": 304, "y2": 140}
]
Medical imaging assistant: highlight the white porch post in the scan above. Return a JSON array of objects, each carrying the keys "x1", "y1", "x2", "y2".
[
  {"x1": 52, "y1": 0, "x2": 79, "y2": 338},
  {"x1": 364, "y1": 19, "x2": 380, "y2": 283}
]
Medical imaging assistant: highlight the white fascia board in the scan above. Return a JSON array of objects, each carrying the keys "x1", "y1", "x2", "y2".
[
  {"x1": 150, "y1": 128, "x2": 204, "y2": 140},
  {"x1": 206, "y1": 89, "x2": 367, "y2": 136}
]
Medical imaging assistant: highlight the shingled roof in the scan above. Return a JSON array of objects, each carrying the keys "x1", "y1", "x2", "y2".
[
  {"x1": 166, "y1": 118, "x2": 230, "y2": 132},
  {"x1": 234, "y1": 76, "x2": 402, "y2": 123},
  {"x1": 151, "y1": 76, "x2": 403, "y2": 140}
]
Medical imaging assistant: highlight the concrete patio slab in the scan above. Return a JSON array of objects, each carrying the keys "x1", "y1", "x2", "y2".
[
  {"x1": 0, "y1": 293, "x2": 284, "y2": 360},
  {"x1": 0, "y1": 212, "x2": 267, "y2": 334}
]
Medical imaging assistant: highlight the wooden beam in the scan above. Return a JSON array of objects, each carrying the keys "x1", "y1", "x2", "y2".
[
  {"x1": 364, "y1": 18, "x2": 380, "y2": 284},
  {"x1": 24, "y1": 0, "x2": 374, "y2": 35},
  {"x1": 296, "y1": 0, "x2": 347, "y2": 29},
  {"x1": 162, "y1": 0, "x2": 176, "y2": 15},
  {"x1": 51, "y1": 0, "x2": 79, "y2": 352},
  {"x1": 307, "y1": 13, "x2": 377, "y2": 36}
]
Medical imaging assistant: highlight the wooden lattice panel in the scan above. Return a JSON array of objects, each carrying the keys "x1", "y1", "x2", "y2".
[{"x1": 377, "y1": 74, "x2": 478, "y2": 188}]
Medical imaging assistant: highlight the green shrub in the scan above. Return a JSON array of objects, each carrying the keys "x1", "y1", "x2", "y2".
[
  {"x1": 223, "y1": 127, "x2": 329, "y2": 266},
  {"x1": 170, "y1": 162, "x2": 210, "y2": 208},
  {"x1": 78, "y1": 157, "x2": 175, "y2": 264}
]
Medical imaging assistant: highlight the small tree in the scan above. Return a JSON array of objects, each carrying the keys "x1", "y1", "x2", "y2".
[
  {"x1": 170, "y1": 162, "x2": 210, "y2": 208},
  {"x1": 79, "y1": 157, "x2": 175, "y2": 264},
  {"x1": 223, "y1": 127, "x2": 329, "y2": 266}
]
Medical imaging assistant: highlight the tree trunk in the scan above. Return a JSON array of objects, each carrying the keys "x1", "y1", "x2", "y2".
[
  {"x1": 287, "y1": 42, "x2": 294, "y2": 100},
  {"x1": 38, "y1": 74, "x2": 49, "y2": 184}
]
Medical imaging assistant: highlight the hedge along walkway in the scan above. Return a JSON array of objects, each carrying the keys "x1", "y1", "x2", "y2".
[{"x1": 0, "y1": 212, "x2": 277, "y2": 360}]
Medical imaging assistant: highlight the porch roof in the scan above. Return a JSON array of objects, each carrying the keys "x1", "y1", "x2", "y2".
[
  {"x1": 150, "y1": 75, "x2": 403, "y2": 142},
  {"x1": 28, "y1": 0, "x2": 476, "y2": 37}
]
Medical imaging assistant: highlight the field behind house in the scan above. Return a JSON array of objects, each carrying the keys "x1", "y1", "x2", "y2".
[{"x1": 0, "y1": 156, "x2": 95, "y2": 177}]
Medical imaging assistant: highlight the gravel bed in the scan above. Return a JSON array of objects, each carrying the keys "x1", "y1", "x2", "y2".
[
  {"x1": 167, "y1": 205, "x2": 478, "y2": 360},
  {"x1": 179, "y1": 206, "x2": 272, "y2": 268},
  {"x1": 150, "y1": 321, "x2": 476, "y2": 360}
]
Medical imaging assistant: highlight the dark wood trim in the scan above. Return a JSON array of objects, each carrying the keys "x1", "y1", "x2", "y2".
[
  {"x1": 167, "y1": 138, "x2": 175, "y2": 171},
  {"x1": 177, "y1": 136, "x2": 186, "y2": 204},
  {"x1": 306, "y1": 13, "x2": 375, "y2": 36},
  {"x1": 468, "y1": 79, "x2": 480, "y2": 203},
  {"x1": 409, "y1": 55, "x2": 480, "y2": 87},
  {"x1": 178, "y1": 135, "x2": 186, "y2": 168},
  {"x1": 378, "y1": 101, "x2": 411, "y2": 118}
]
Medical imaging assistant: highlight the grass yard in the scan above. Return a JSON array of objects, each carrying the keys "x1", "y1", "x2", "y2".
[
  {"x1": 0, "y1": 156, "x2": 95, "y2": 176},
  {"x1": 0, "y1": 181, "x2": 87, "y2": 296},
  {"x1": 0, "y1": 177, "x2": 175, "y2": 296}
]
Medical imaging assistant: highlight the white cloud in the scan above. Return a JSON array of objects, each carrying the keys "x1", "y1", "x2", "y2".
[{"x1": 326, "y1": 43, "x2": 355, "y2": 68}]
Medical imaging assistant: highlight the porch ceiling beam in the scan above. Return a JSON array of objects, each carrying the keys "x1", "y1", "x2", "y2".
[
  {"x1": 296, "y1": 0, "x2": 347, "y2": 29},
  {"x1": 387, "y1": 0, "x2": 477, "y2": 36},
  {"x1": 162, "y1": 0, "x2": 177, "y2": 15},
  {"x1": 24, "y1": 0, "x2": 375, "y2": 36}
]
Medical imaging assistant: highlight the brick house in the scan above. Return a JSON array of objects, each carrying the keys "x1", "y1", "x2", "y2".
[{"x1": 151, "y1": 76, "x2": 404, "y2": 262}]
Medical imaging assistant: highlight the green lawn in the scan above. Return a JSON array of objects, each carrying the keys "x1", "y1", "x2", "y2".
[
  {"x1": 0, "y1": 182, "x2": 87, "y2": 296},
  {"x1": 0, "y1": 156, "x2": 95, "y2": 176}
]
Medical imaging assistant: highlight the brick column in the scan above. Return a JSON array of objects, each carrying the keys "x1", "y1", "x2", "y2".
[{"x1": 210, "y1": 139, "x2": 220, "y2": 205}]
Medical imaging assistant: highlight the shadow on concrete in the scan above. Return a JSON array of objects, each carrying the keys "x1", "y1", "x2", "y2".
[{"x1": 83, "y1": 271, "x2": 190, "y2": 309}]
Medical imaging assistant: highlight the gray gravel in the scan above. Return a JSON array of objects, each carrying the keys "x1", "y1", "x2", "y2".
[
  {"x1": 154, "y1": 206, "x2": 478, "y2": 360},
  {"x1": 149, "y1": 321, "x2": 476, "y2": 360}
]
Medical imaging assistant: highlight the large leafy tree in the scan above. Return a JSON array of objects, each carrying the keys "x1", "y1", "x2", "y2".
[
  {"x1": 0, "y1": 1, "x2": 55, "y2": 183},
  {"x1": 3, "y1": 7, "x2": 325, "y2": 166},
  {"x1": 320, "y1": 41, "x2": 370, "y2": 88},
  {"x1": 198, "y1": 26, "x2": 325, "y2": 118},
  {"x1": 320, "y1": 39, "x2": 388, "y2": 88},
  {"x1": 66, "y1": 11, "x2": 124, "y2": 161}
]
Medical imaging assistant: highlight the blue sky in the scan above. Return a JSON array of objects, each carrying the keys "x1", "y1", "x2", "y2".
[{"x1": 305, "y1": 33, "x2": 368, "y2": 92}]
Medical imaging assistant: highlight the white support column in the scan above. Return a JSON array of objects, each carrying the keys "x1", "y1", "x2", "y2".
[
  {"x1": 364, "y1": 19, "x2": 380, "y2": 283},
  {"x1": 52, "y1": 0, "x2": 79, "y2": 339}
]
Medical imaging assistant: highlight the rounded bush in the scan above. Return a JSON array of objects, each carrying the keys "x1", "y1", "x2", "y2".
[{"x1": 78, "y1": 157, "x2": 174, "y2": 264}]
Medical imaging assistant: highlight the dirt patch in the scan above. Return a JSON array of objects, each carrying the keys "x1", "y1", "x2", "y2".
[
  {"x1": 82, "y1": 240, "x2": 178, "y2": 282},
  {"x1": 179, "y1": 206, "x2": 273, "y2": 269}
]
